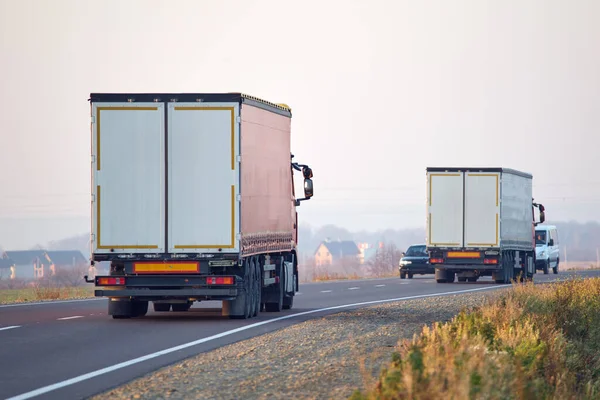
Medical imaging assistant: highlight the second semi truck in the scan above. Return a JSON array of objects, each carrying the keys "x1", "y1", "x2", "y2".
[
  {"x1": 85, "y1": 92, "x2": 315, "y2": 319},
  {"x1": 425, "y1": 167, "x2": 546, "y2": 284}
]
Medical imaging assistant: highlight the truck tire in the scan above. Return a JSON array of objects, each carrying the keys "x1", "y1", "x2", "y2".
[
  {"x1": 494, "y1": 252, "x2": 514, "y2": 284},
  {"x1": 153, "y1": 303, "x2": 171, "y2": 312},
  {"x1": 109, "y1": 299, "x2": 147, "y2": 319},
  {"x1": 400, "y1": 271, "x2": 406, "y2": 279},
  {"x1": 435, "y1": 268, "x2": 451, "y2": 283},
  {"x1": 228, "y1": 259, "x2": 253, "y2": 319},
  {"x1": 283, "y1": 294, "x2": 294, "y2": 310},
  {"x1": 251, "y1": 257, "x2": 260, "y2": 317},
  {"x1": 133, "y1": 301, "x2": 148, "y2": 317},
  {"x1": 543, "y1": 260, "x2": 549, "y2": 275},
  {"x1": 407, "y1": 272, "x2": 414, "y2": 279},
  {"x1": 283, "y1": 271, "x2": 295, "y2": 310},
  {"x1": 552, "y1": 258, "x2": 559, "y2": 274},
  {"x1": 172, "y1": 302, "x2": 192, "y2": 312},
  {"x1": 265, "y1": 265, "x2": 284, "y2": 312}
]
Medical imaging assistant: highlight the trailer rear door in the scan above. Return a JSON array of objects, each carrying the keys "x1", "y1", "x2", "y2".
[
  {"x1": 91, "y1": 103, "x2": 166, "y2": 254},
  {"x1": 464, "y1": 172, "x2": 500, "y2": 248},
  {"x1": 427, "y1": 172, "x2": 464, "y2": 247},
  {"x1": 167, "y1": 103, "x2": 240, "y2": 253}
]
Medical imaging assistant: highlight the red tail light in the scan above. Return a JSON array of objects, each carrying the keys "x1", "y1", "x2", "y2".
[
  {"x1": 430, "y1": 258, "x2": 444, "y2": 264},
  {"x1": 97, "y1": 277, "x2": 126, "y2": 285},
  {"x1": 207, "y1": 276, "x2": 234, "y2": 285},
  {"x1": 484, "y1": 258, "x2": 498, "y2": 265}
]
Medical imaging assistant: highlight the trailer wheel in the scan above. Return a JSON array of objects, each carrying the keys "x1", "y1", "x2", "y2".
[
  {"x1": 265, "y1": 263, "x2": 284, "y2": 312},
  {"x1": 495, "y1": 252, "x2": 515, "y2": 284},
  {"x1": 283, "y1": 294, "x2": 294, "y2": 310},
  {"x1": 172, "y1": 302, "x2": 192, "y2": 312},
  {"x1": 132, "y1": 301, "x2": 148, "y2": 317},
  {"x1": 251, "y1": 257, "x2": 260, "y2": 317},
  {"x1": 153, "y1": 303, "x2": 171, "y2": 312},
  {"x1": 435, "y1": 268, "x2": 450, "y2": 283},
  {"x1": 109, "y1": 299, "x2": 130, "y2": 318},
  {"x1": 228, "y1": 258, "x2": 253, "y2": 319},
  {"x1": 109, "y1": 299, "x2": 147, "y2": 319}
]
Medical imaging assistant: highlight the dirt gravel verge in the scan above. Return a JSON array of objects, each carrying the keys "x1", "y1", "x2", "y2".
[{"x1": 93, "y1": 291, "x2": 503, "y2": 400}]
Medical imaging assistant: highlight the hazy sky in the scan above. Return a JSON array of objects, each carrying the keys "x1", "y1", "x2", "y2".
[{"x1": 1, "y1": 0, "x2": 599, "y2": 248}]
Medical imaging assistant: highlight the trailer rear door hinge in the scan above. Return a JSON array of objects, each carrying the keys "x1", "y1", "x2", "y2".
[
  {"x1": 91, "y1": 115, "x2": 96, "y2": 124},
  {"x1": 236, "y1": 116, "x2": 241, "y2": 123}
]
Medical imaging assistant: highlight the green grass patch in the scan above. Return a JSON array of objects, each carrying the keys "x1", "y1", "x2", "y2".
[{"x1": 351, "y1": 276, "x2": 600, "y2": 400}]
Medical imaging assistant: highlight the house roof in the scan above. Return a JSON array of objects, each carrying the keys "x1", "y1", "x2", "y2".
[
  {"x1": 45, "y1": 250, "x2": 87, "y2": 265},
  {"x1": 316, "y1": 240, "x2": 360, "y2": 258},
  {"x1": 0, "y1": 257, "x2": 14, "y2": 269},
  {"x1": 4, "y1": 251, "x2": 49, "y2": 265}
]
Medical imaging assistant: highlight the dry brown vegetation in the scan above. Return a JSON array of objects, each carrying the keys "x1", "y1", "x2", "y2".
[
  {"x1": 301, "y1": 241, "x2": 403, "y2": 282},
  {"x1": 352, "y1": 276, "x2": 600, "y2": 400},
  {"x1": 0, "y1": 265, "x2": 95, "y2": 304}
]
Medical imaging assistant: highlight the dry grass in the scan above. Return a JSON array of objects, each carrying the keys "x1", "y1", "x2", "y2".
[
  {"x1": 563, "y1": 261, "x2": 600, "y2": 271},
  {"x1": 352, "y1": 276, "x2": 600, "y2": 400},
  {"x1": 313, "y1": 271, "x2": 363, "y2": 282},
  {"x1": 0, "y1": 280, "x2": 94, "y2": 304}
]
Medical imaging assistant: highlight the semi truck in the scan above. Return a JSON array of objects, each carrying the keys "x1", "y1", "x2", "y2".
[
  {"x1": 425, "y1": 167, "x2": 546, "y2": 284},
  {"x1": 84, "y1": 92, "x2": 315, "y2": 319}
]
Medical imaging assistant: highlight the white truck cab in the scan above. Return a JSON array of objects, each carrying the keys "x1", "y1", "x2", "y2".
[{"x1": 535, "y1": 224, "x2": 560, "y2": 274}]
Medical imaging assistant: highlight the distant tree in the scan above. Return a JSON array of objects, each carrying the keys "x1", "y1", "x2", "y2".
[{"x1": 367, "y1": 242, "x2": 403, "y2": 277}]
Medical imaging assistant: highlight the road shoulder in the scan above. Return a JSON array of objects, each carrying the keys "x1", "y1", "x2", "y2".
[{"x1": 92, "y1": 291, "x2": 500, "y2": 400}]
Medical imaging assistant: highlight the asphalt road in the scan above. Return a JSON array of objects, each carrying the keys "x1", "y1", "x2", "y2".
[{"x1": 1, "y1": 270, "x2": 599, "y2": 400}]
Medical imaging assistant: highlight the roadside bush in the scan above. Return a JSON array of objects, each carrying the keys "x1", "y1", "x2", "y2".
[{"x1": 352, "y1": 277, "x2": 600, "y2": 400}]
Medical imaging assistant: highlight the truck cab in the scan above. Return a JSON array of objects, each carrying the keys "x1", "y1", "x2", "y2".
[{"x1": 534, "y1": 224, "x2": 560, "y2": 274}]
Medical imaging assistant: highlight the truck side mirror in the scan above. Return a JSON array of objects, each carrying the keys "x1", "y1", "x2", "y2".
[
  {"x1": 548, "y1": 238, "x2": 554, "y2": 246},
  {"x1": 401, "y1": 252, "x2": 406, "y2": 257},
  {"x1": 539, "y1": 211, "x2": 545, "y2": 224},
  {"x1": 304, "y1": 178, "x2": 313, "y2": 198}
]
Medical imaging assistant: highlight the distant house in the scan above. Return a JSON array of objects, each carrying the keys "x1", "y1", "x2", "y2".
[
  {"x1": 314, "y1": 239, "x2": 360, "y2": 266},
  {"x1": 2, "y1": 250, "x2": 87, "y2": 280},
  {"x1": 5, "y1": 250, "x2": 51, "y2": 279},
  {"x1": 0, "y1": 253, "x2": 15, "y2": 279},
  {"x1": 45, "y1": 250, "x2": 87, "y2": 275},
  {"x1": 357, "y1": 242, "x2": 379, "y2": 265}
]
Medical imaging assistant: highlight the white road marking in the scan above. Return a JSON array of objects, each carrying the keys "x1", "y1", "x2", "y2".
[
  {"x1": 400, "y1": 282, "x2": 410, "y2": 285},
  {"x1": 348, "y1": 287, "x2": 360, "y2": 290},
  {"x1": 320, "y1": 290, "x2": 332, "y2": 293},
  {"x1": 6, "y1": 284, "x2": 511, "y2": 400},
  {"x1": 0, "y1": 298, "x2": 104, "y2": 309},
  {"x1": 0, "y1": 325, "x2": 20, "y2": 332},
  {"x1": 375, "y1": 284, "x2": 386, "y2": 288},
  {"x1": 57, "y1": 316, "x2": 84, "y2": 321}
]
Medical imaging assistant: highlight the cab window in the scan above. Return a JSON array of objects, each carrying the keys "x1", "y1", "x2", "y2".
[{"x1": 535, "y1": 231, "x2": 547, "y2": 246}]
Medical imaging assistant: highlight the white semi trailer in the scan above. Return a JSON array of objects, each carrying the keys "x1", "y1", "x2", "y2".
[{"x1": 425, "y1": 167, "x2": 546, "y2": 284}]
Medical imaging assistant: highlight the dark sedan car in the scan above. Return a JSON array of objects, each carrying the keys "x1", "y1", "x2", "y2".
[{"x1": 399, "y1": 244, "x2": 434, "y2": 279}]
